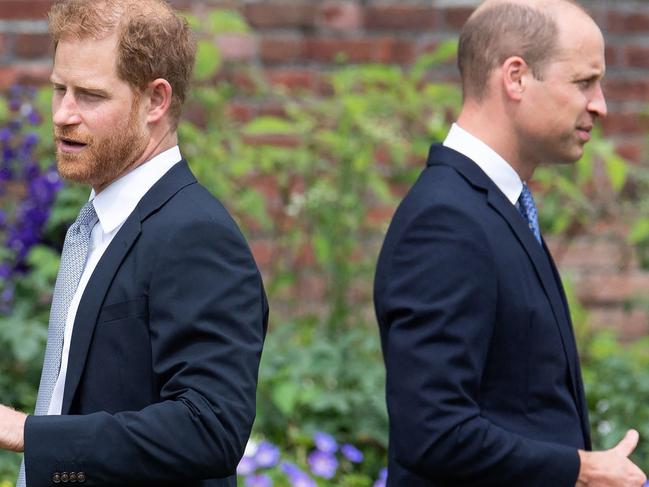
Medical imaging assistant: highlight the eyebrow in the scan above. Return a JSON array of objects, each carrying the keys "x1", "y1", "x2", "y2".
[{"x1": 50, "y1": 78, "x2": 110, "y2": 97}]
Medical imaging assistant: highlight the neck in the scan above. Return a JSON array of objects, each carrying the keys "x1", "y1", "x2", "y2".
[{"x1": 457, "y1": 103, "x2": 536, "y2": 181}]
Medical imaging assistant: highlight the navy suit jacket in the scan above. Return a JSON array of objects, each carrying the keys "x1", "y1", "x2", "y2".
[
  {"x1": 23, "y1": 161, "x2": 268, "y2": 486},
  {"x1": 374, "y1": 145, "x2": 590, "y2": 486}
]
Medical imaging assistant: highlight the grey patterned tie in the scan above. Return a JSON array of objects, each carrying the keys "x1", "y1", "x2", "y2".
[{"x1": 16, "y1": 200, "x2": 97, "y2": 487}]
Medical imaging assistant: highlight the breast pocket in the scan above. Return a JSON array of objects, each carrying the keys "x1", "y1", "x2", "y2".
[{"x1": 96, "y1": 297, "x2": 148, "y2": 324}]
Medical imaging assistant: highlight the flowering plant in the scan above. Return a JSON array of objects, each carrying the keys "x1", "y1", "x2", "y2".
[
  {"x1": 0, "y1": 85, "x2": 62, "y2": 313},
  {"x1": 237, "y1": 432, "x2": 386, "y2": 487}
]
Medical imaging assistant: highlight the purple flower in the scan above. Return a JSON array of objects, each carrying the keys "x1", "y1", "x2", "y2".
[
  {"x1": 254, "y1": 441, "x2": 280, "y2": 468},
  {"x1": 245, "y1": 473, "x2": 272, "y2": 487},
  {"x1": 27, "y1": 110, "x2": 41, "y2": 125},
  {"x1": 288, "y1": 472, "x2": 316, "y2": 487},
  {"x1": 280, "y1": 461, "x2": 302, "y2": 478},
  {"x1": 313, "y1": 431, "x2": 337, "y2": 453},
  {"x1": 281, "y1": 462, "x2": 317, "y2": 487},
  {"x1": 237, "y1": 455, "x2": 256, "y2": 476},
  {"x1": 341, "y1": 443, "x2": 364, "y2": 463},
  {"x1": 373, "y1": 467, "x2": 388, "y2": 487},
  {"x1": 0, "y1": 128, "x2": 12, "y2": 143},
  {"x1": 308, "y1": 450, "x2": 338, "y2": 479}
]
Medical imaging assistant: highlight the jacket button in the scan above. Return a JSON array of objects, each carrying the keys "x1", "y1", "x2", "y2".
[
  {"x1": 61, "y1": 472, "x2": 70, "y2": 482},
  {"x1": 77, "y1": 472, "x2": 86, "y2": 483},
  {"x1": 69, "y1": 472, "x2": 77, "y2": 482},
  {"x1": 52, "y1": 473, "x2": 61, "y2": 484}
]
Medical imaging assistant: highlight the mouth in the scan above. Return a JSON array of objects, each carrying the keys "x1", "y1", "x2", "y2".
[
  {"x1": 576, "y1": 125, "x2": 592, "y2": 142},
  {"x1": 56, "y1": 136, "x2": 88, "y2": 153}
]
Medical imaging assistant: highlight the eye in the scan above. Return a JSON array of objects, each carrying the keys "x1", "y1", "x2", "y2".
[
  {"x1": 576, "y1": 78, "x2": 596, "y2": 89},
  {"x1": 78, "y1": 91, "x2": 104, "y2": 102}
]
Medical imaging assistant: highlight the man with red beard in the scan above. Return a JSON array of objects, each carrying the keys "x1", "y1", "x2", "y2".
[{"x1": 0, "y1": 1, "x2": 268, "y2": 486}]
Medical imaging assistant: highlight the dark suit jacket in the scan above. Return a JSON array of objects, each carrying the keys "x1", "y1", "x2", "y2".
[
  {"x1": 23, "y1": 161, "x2": 268, "y2": 486},
  {"x1": 374, "y1": 145, "x2": 590, "y2": 486}
]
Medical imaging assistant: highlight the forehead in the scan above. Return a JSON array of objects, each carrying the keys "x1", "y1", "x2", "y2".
[
  {"x1": 51, "y1": 33, "x2": 121, "y2": 87},
  {"x1": 549, "y1": 14, "x2": 605, "y2": 76}
]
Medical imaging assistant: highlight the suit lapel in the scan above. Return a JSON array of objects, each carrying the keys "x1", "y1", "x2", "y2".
[
  {"x1": 427, "y1": 145, "x2": 582, "y2": 406},
  {"x1": 61, "y1": 161, "x2": 197, "y2": 414},
  {"x1": 61, "y1": 216, "x2": 141, "y2": 414}
]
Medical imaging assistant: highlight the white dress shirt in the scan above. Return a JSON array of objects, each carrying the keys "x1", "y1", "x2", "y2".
[
  {"x1": 47, "y1": 146, "x2": 182, "y2": 415},
  {"x1": 443, "y1": 123, "x2": 523, "y2": 205}
]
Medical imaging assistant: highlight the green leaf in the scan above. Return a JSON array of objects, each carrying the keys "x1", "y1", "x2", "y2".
[
  {"x1": 629, "y1": 218, "x2": 649, "y2": 244},
  {"x1": 271, "y1": 381, "x2": 300, "y2": 416},
  {"x1": 208, "y1": 10, "x2": 250, "y2": 34},
  {"x1": 410, "y1": 38, "x2": 458, "y2": 81},
  {"x1": 181, "y1": 12, "x2": 201, "y2": 30},
  {"x1": 194, "y1": 40, "x2": 221, "y2": 81},
  {"x1": 243, "y1": 116, "x2": 298, "y2": 136},
  {"x1": 605, "y1": 154, "x2": 628, "y2": 192}
]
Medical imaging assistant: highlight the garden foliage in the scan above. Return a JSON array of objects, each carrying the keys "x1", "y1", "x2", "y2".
[{"x1": 0, "y1": 9, "x2": 648, "y2": 485}]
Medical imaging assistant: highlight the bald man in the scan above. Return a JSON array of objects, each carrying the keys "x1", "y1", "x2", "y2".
[{"x1": 374, "y1": 1, "x2": 646, "y2": 485}]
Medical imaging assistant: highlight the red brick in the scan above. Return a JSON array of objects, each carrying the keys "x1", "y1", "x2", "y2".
[
  {"x1": 257, "y1": 102, "x2": 288, "y2": 118},
  {"x1": 296, "y1": 242, "x2": 316, "y2": 267},
  {"x1": 250, "y1": 239, "x2": 275, "y2": 266},
  {"x1": 15, "y1": 33, "x2": 51, "y2": 60},
  {"x1": 604, "y1": 78, "x2": 649, "y2": 101},
  {"x1": 0, "y1": 63, "x2": 51, "y2": 90},
  {"x1": 549, "y1": 239, "x2": 630, "y2": 274},
  {"x1": 364, "y1": 5, "x2": 437, "y2": 31},
  {"x1": 295, "y1": 274, "x2": 327, "y2": 301},
  {"x1": 317, "y1": 1, "x2": 363, "y2": 31},
  {"x1": 244, "y1": 2, "x2": 315, "y2": 29},
  {"x1": 226, "y1": 101, "x2": 255, "y2": 123},
  {"x1": 605, "y1": 45, "x2": 619, "y2": 66},
  {"x1": 0, "y1": 1, "x2": 53, "y2": 19},
  {"x1": 600, "y1": 112, "x2": 649, "y2": 136},
  {"x1": 243, "y1": 133, "x2": 301, "y2": 148},
  {"x1": 259, "y1": 35, "x2": 305, "y2": 64},
  {"x1": 577, "y1": 273, "x2": 649, "y2": 305},
  {"x1": 366, "y1": 205, "x2": 396, "y2": 227},
  {"x1": 589, "y1": 308, "x2": 649, "y2": 340},
  {"x1": 218, "y1": 69, "x2": 257, "y2": 94},
  {"x1": 614, "y1": 140, "x2": 644, "y2": 163},
  {"x1": 0, "y1": 33, "x2": 6, "y2": 59},
  {"x1": 444, "y1": 7, "x2": 474, "y2": 29},
  {"x1": 266, "y1": 68, "x2": 318, "y2": 91},
  {"x1": 607, "y1": 11, "x2": 649, "y2": 33},
  {"x1": 215, "y1": 33, "x2": 257, "y2": 61},
  {"x1": 624, "y1": 45, "x2": 649, "y2": 68},
  {"x1": 305, "y1": 37, "x2": 414, "y2": 64}
]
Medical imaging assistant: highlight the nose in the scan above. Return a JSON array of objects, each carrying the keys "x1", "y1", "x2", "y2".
[
  {"x1": 588, "y1": 82, "x2": 607, "y2": 119},
  {"x1": 52, "y1": 90, "x2": 81, "y2": 127}
]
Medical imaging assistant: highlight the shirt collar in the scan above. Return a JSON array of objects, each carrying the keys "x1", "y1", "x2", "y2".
[
  {"x1": 443, "y1": 123, "x2": 523, "y2": 205},
  {"x1": 90, "y1": 146, "x2": 182, "y2": 234}
]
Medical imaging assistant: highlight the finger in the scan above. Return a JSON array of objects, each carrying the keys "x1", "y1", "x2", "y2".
[{"x1": 612, "y1": 429, "x2": 639, "y2": 457}]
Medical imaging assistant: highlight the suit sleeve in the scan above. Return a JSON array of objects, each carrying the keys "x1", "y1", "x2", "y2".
[
  {"x1": 24, "y1": 219, "x2": 268, "y2": 485},
  {"x1": 376, "y1": 201, "x2": 580, "y2": 486}
]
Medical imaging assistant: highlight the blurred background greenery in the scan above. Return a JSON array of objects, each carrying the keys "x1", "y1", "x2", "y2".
[{"x1": 0, "y1": 9, "x2": 648, "y2": 487}]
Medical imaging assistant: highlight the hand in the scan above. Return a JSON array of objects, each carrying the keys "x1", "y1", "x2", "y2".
[
  {"x1": 576, "y1": 429, "x2": 647, "y2": 487},
  {"x1": 0, "y1": 404, "x2": 26, "y2": 452}
]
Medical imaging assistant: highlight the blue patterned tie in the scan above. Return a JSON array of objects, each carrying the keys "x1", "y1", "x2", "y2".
[
  {"x1": 517, "y1": 182, "x2": 542, "y2": 244},
  {"x1": 16, "y1": 200, "x2": 97, "y2": 487}
]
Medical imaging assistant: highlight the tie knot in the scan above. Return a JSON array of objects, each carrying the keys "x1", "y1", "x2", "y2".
[{"x1": 72, "y1": 201, "x2": 97, "y2": 236}]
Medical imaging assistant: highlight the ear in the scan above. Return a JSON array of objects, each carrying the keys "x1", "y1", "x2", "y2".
[
  {"x1": 144, "y1": 78, "x2": 172, "y2": 124},
  {"x1": 501, "y1": 56, "x2": 529, "y2": 101}
]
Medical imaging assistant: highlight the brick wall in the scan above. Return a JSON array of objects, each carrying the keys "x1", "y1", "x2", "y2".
[{"x1": 1, "y1": 0, "x2": 649, "y2": 338}]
